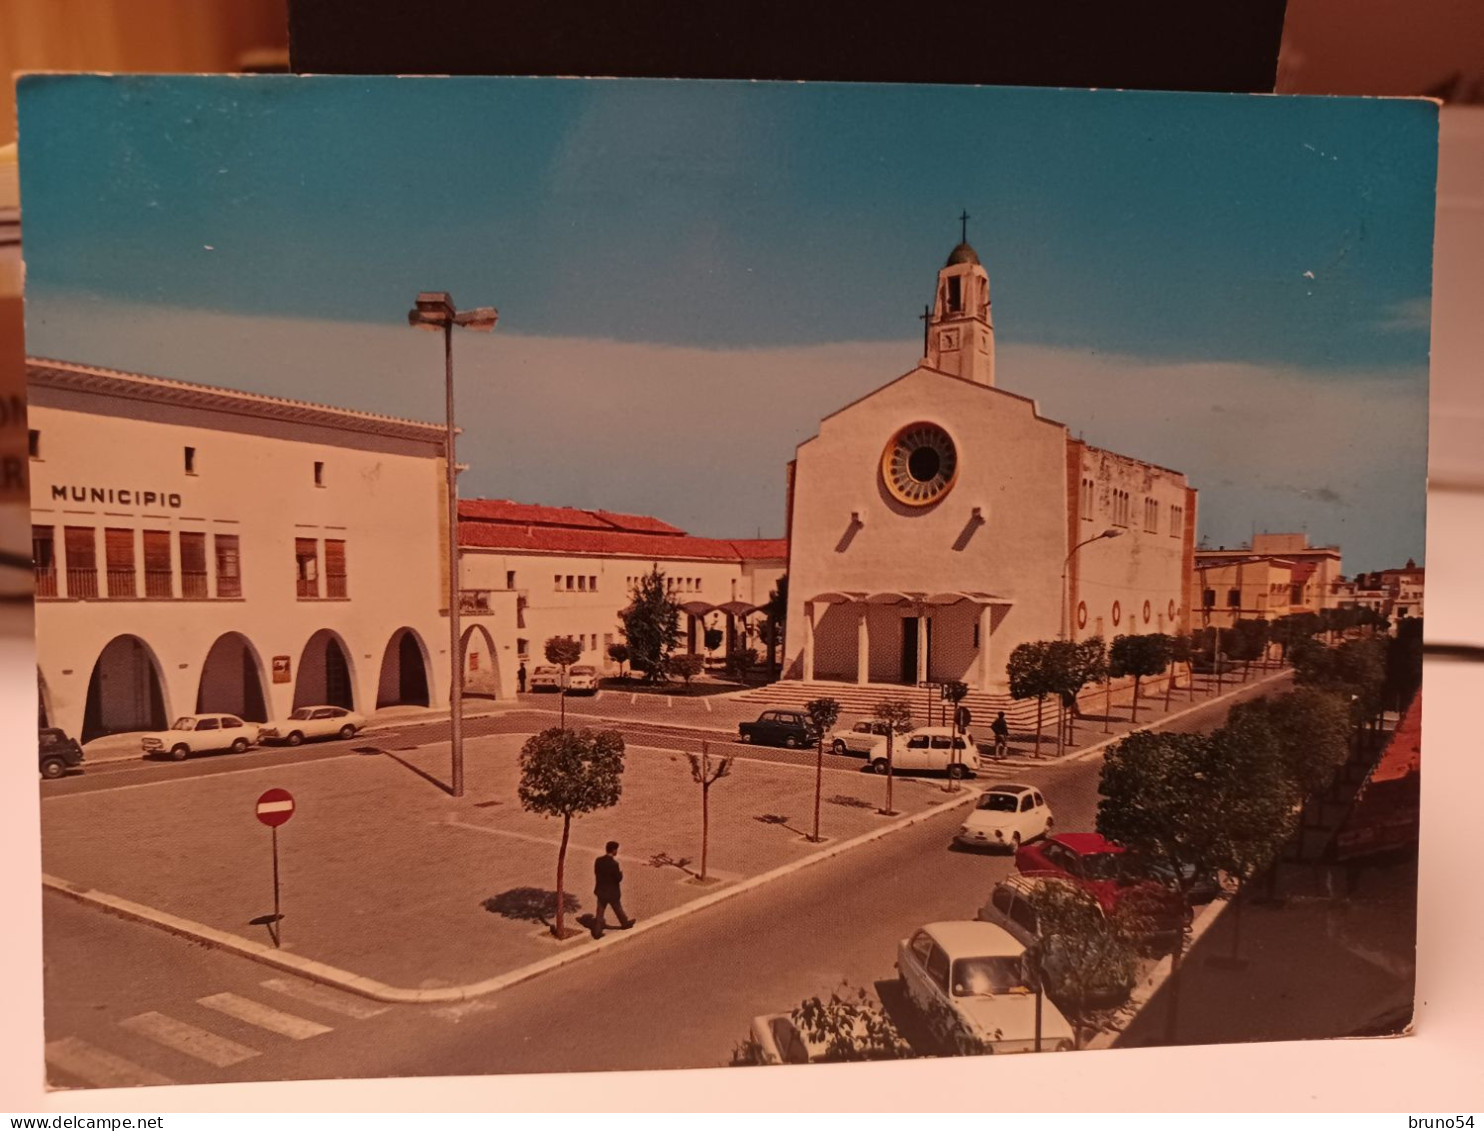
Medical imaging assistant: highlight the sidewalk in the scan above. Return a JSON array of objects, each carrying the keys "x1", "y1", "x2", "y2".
[{"x1": 42, "y1": 731, "x2": 976, "y2": 998}]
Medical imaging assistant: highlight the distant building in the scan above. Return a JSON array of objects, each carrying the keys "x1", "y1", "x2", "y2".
[
  {"x1": 1335, "y1": 558, "x2": 1425, "y2": 622},
  {"x1": 1190, "y1": 532, "x2": 1343, "y2": 629}
]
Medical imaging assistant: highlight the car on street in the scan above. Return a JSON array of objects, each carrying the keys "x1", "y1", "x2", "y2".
[
  {"x1": 1015, "y1": 832, "x2": 1190, "y2": 954},
  {"x1": 895, "y1": 921, "x2": 1076, "y2": 1053},
  {"x1": 140, "y1": 714, "x2": 259, "y2": 760},
  {"x1": 528, "y1": 665, "x2": 563, "y2": 692},
  {"x1": 257, "y1": 705, "x2": 366, "y2": 745},
  {"x1": 565, "y1": 665, "x2": 598, "y2": 695},
  {"x1": 828, "y1": 720, "x2": 891, "y2": 758},
  {"x1": 955, "y1": 783, "x2": 1053, "y2": 851},
  {"x1": 976, "y1": 874, "x2": 1137, "y2": 1011},
  {"x1": 738, "y1": 709, "x2": 812, "y2": 748},
  {"x1": 869, "y1": 726, "x2": 981, "y2": 778},
  {"x1": 39, "y1": 727, "x2": 84, "y2": 780}
]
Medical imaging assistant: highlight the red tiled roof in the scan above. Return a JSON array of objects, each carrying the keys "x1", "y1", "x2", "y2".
[
  {"x1": 460, "y1": 522, "x2": 785, "y2": 562},
  {"x1": 732, "y1": 538, "x2": 789, "y2": 560},
  {"x1": 459, "y1": 499, "x2": 613, "y2": 530},
  {"x1": 1371, "y1": 694, "x2": 1422, "y2": 784},
  {"x1": 589, "y1": 509, "x2": 687, "y2": 536}
]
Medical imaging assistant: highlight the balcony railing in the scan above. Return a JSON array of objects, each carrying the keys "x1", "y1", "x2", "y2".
[
  {"x1": 105, "y1": 568, "x2": 137, "y2": 598},
  {"x1": 326, "y1": 575, "x2": 348, "y2": 599},
  {"x1": 144, "y1": 569, "x2": 173, "y2": 599},
  {"x1": 65, "y1": 568, "x2": 98, "y2": 599},
  {"x1": 217, "y1": 574, "x2": 242, "y2": 599},
  {"x1": 181, "y1": 570, "x2": 209, "y2": 599},
  {"x1": 35, "y1": 568, "x2": 57, "y2": 598},
  {"x1": 296, "y1": 578, "x2": 318, "y2": 599}
]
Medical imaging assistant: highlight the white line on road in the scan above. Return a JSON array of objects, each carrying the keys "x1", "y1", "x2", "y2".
[
  {"x1": 118, "y1": 1011, "x2": 261, "y2": 1067},
  {"x1": 259, "y1": 977, "x2": 390, "y2": 1020},
  {"x1": 703, "y1": 699, "x2": 713, "y2": 713},
  {"x1": 45, "y1": 1036, "x2": 177, "y2": 1088},
  {"x1": 197, "y1": 992, "x2": 332, "y2": 1040},
  {"x1": 666, "y1": 696, "x2": 673, "y2": 707},
  {"x1": 630, "y1": 694, "x2": 637, "y2": 705}
]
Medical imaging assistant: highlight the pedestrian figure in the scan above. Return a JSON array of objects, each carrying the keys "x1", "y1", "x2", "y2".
[
  {"x1": 592, "y1": 840, "x2": 635, "y2": 938},
  {"x1": 991, "y1": 711, "x2": 1010, "y2": 758},
  {"x1": 517, "y1": 663, "x2": 527, "y2": 693}
]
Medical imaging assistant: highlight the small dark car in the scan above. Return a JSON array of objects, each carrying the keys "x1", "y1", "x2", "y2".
[
  {"x1": 738, "y1": 710, "x2": 812, "y2": 748},
  {"x1": 39, "y1": 728, "x2": 84, "y2": 780}
]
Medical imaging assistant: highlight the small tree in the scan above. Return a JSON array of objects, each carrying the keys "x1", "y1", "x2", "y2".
[
  {"x1": 688, "y1": 743, "x2": 733, "y2": 881},
  {"x1": 1026, "y1": 879, "x2": 1140, "y2": 1047},
  {"x1": 731, "y1": 984, "x2": 912, "y2": 1065},
  {"x1": 1230, "y1": 688, "x2": 1350, "y2": 804},
  {"x1": 1006, "y1": 641, "x2": 1057, "y2": 756},
  {"x1": 1228, "y1": 619, "x2": 1269, "y2": 682},
  {"x1": 727, "y1": 645, "x2": 759, "y2": 681},
  {"x1": 545, "y1": 635, "x2": 584, "y2": 730},
  {"x1": 804, "y1": 697, "x2": 842, "y2": 841},
  {"x1": 870, "y1": 699, "x2": 915, "y2": 816},
  {"x1": 1054, "y1": 637, "x2": 1105, "y2": 750},
  {"x1": 1165, "y1": 633, "x2": 1191, "y2": 708},
  {"x1": 672, "y1": 652, "x2": 705, "y2": 693},
  {"x1": 619, "y1": 566, "x2": 681, "y2": 683},
  {"x1": 518, "y1": 727, "x2": 626, "y2": 939},
  {"x1": 1107, "y1": 634, "x2": 1172, "y2": 724},
  {"x1": 607, "y1": 641, "x2": 630, "y2": 679},
  {"x1": 763, "y1": 575, "x2": 788, "y2": 681}
]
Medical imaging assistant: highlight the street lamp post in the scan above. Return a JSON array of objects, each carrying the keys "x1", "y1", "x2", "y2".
[
  {"x1": 408, "y1": 292, "x2": 498, "y2": 798},
  {"x1": 1060, "y1": 527, "x2": 1123, "y2": 641}
]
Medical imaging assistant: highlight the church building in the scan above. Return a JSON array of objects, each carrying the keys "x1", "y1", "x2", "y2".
[{"x1": 781, "y1": 237, "x2": 1197, "y2": 694}]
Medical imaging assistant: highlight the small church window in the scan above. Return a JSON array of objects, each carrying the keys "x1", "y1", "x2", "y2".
[{"x1": 947, "y1": 276, "x2": 962, "y2": 312}]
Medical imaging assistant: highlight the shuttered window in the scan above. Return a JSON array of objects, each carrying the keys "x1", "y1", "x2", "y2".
[
  {"x1": 143, "y1": 530, "x2": 173, "y2": 598},
  {"x1": 105, "y1": 528, "x2": 136, "y2": 598},
  {"x1": 33, "y1": 526, "x2": 57, "y2": 597},
  {"x1": 180, "y1": 532, "x2": 207, "y2": 598},
  {"x1": 215, "y1": 534, "x2": 242, "y2": 598},
  {"x1": 63, "y1": 527, "x2": 98, "y2": 599},
  {"x1": 296, "y1": 538, "x2": 319, "y2": 599},
  {"x1": 325, "y1": 539, "x2": 347, "y2": 598}
]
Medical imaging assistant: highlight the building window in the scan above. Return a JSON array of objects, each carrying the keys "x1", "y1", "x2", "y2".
[
  {"x1": 1202, "y1": 588, "x2": 1216, "y2": 609},
  {"x1": 104, "y1": 528, "x2": 137, "y2": 598},
  {"x1": 1081, "y1": 477, "x2": 1094, "y2": 518},
  {"x1": 1291, "y1": 584, "x2": 1304, "y2": 605},
  {"x1": 184, "y1": 446, "x2": 197, "y2": 474},
  {"x1": 314, "y1": 461, "x2": 325, "y2": 487},
  {"x1": 143, "y1": 530, "x2": 173, "y2": 598},
  {"x1": 28, "y1": 430, "x2": 39, "y2": 460},
  {"x1": 1111, "y1": 489, "x2": 1130, "y2": 527},
  {"x1": 590, "y1": 575, "x2": 598, "y2": 591},
  {"x1": 603, "y1": 633, "x2": 613, "y2": 652},
  {"x1": 215, "y1": 534, "x2": 242, "y2": 598},
  {"x1": 296, "y1": 538, "x2": 320, "y2": 599},
  {"x1": 325, "y1": 539, "x2": 348, "y2": 598},
  {"x1": 973, "y1": 622, "x2": 980, "y2": 648},
  {"x1": 578, "y1": 575, "x2": 587, "y2": 591},
  {"x1": 65, "y1": 527, "x2": 99, "y2": 599},
  {"x1": 506, "y1": 570, "x2": 516, "y2": 589},
  {"x1": 565, "y1": 575, "x2": 574, "y2": 591},
  {"x1": 1227, "y1": 589, "x2": 1241, "y2": 609},
  {"x1": 1144, "y1": 498, "x2": 1158, "y2": 532},
  {"x1": 180, "y1": 531, "x2": 208, "y2": 598},
  {"x1": 947, "y1": 275, "x2": 962, "y2": 312},
  {"x1": 554, "y1": 574, "x2": 562, "y2": 591},
  {"x1": 33, "y1": 526, "x2": 56, "y2": 597},
  {"x1": 1170, "y1": 505, "x2": 1183, "y2": 536}
]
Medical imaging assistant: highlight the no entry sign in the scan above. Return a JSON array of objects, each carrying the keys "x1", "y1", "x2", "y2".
[{"x1": 255, "y1": 788, "x2": 296, "y2": 828}]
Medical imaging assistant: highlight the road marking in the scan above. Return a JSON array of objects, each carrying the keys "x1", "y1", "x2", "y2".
[
  {"x1": 595, "y1": 690, "x2": 605, "y2": 701},
  {"x1": 630, "y1": 694, "x2": 637, "y2": 704},
  {"x1": 197, "y1": 992, "x2": 332, "y2": 1039},
  {"x1": 260, "y1": 977, "x2": 389, "y2": 1020},
  {"x1": 666, "y1": 696, "x2": 673, "y2": 707},
  {"x1": 703, "y1": 699, "x2": 713, "y2": 713},
  {"x1": 118, "y1": 1011, "x2": 260, "y2": 1067},
  {"x1": 45, "y1": 1036, "x2": 176, "y2": 1088}
]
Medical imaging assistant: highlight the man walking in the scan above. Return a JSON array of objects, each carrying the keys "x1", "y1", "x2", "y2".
[
  {"x1": 517, "y1": 662, "x2": 527, "y2": 693},
  {"x1": 991, "y1": 711, "x2": 1010, "y2": 758},
  {"x1": 592, "y1": 840, "x2": 635, "y2": 938}
]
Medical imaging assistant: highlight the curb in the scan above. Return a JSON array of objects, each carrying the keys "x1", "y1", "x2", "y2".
[{"x1": 42, "y1": 786, "x2": 981, "y2": 1005}]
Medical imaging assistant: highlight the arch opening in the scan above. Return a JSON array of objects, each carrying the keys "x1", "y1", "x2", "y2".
[
  {"x1": 461, "y1": 624, "x2": 501, "y2": 700},
  {"x1": 197, "y1": 632, "x2": 270, "y2": 722},
  {"x1": 294, "y1": 629, "x2": 356, "y2": 711},
  {"x1": 82, "y1": 635, "x2": 169, "y2": 743},
  {"x1": 378, "y1": 627, "x2": 431, "y2": 708}
]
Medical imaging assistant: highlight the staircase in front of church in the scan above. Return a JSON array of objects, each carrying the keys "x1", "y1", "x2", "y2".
[{"x1": 732, "y1": 680, "x2": 1052, "y2": 733}]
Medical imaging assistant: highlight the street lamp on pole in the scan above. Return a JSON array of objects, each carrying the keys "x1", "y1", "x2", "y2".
[
  {"x1": 1060, "y1": 527, "x2": 1123, "y2": 641},
  {"x1": 408, "y1": 292, "x2": 498, "y2": 798}
]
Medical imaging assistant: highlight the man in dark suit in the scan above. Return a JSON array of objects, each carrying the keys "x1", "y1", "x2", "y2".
[{"x1": 593, "y1": 840, "x2": 635, "y2": 938}]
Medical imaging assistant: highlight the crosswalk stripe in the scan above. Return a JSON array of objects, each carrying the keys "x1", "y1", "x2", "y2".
[
  {"x1": 259, "y1": 977, "x2": 388, "y2": 1020},
  {"x1": 45, "y1": 1036, "x2": 176, "y2": 1089},
  {"x1": 119, "y1": 1011, "x2": 260, "y2": 1067},
  {"x1": 197, "y1": 992, "x2": 332, "y2": 1040}
]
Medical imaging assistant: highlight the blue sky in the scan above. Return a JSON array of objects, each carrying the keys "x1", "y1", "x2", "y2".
[{"x1": 18, "y1": 76, "x2": 1436, "y2": 571}]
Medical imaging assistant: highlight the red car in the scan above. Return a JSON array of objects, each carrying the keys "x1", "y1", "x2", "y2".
[{"x1": 1014, "y1": 832, "x2": 1189, "y2": 954}]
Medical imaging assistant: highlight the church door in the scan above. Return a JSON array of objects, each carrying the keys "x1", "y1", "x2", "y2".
[{"x1": 901, "y1": 616, "x2": 933, "y2": 684}]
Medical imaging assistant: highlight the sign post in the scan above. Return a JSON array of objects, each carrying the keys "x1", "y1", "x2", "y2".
[{"x1": 255, "y1": 788, "x2": 295, "y2": 948}]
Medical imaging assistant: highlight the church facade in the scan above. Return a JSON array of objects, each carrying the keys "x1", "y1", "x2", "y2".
[{"x1": 782, "y1": 240, "x2": 1197, "y2": 693}]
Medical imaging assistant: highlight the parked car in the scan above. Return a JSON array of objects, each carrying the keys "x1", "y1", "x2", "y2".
[
  {"x1": 976, "y1": 874, "x2": 1137, "y2": 1011},
  {"x1": 565, "y1": 665, "x2": 598, "y2": 695},
  {"x1": 895, "y1": 921, "x2": 1076, "y2": 1053},
  {"x1": 1015, "y1": 832, "x2": 1189, "y2": 954},
  {"x1": 738, "y1": 709, "x2": 812, "y2": 748},
  {"x1": 869, "y1": 726, "x2": 980, "y2": 778},
  {"x1": 955, "y1": 783, "x2": 1053, "y2": 851},
  {"x1": 528, "y1": 665, "x2": 563, "y2": 692},
  {"x1": 828, "y1": 720, "x2": 891, "y2": 758},
  {"x1": 258, "y1": 705, "x2": 365, "y2": 746},
  {"x1": 39, "y1": 727, "x2": 84, "y2": 780},
  {"x1": 140, "y1": 714, "x2": 259, "y2": 761}
]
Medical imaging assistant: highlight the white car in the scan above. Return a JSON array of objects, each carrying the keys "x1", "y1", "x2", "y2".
[
  {"x1": 869, "y1": 727, "x2": 981, "y2": 778},
  {"x1": 140, "y1": 714, "x2": 259, "y2": 761},
  {"x1": 565, "y1": 664, "x2": 598, "y2": 695},
  {"x1": 528, "y1": 665, "x2": 563, "y2": 692},
  {"x1": 828, "y1": 720, "x2": 891, "y2": 758},
  {"x1": 258, "y1": 705, "x2": 366, "y2": 746},
  {"x1": 955, "y1": 783, "x2": 1054, "y2": 852},
  {"x1": 896, "y1": 921, "x2": 1076, "y2": 1054}
]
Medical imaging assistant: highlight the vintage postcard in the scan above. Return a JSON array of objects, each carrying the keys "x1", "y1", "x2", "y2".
[{"x1": 17, "y1": 75, "x2": 1432, "y2": 1089}]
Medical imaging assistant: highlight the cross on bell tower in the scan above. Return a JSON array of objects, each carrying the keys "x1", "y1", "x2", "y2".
[{"x1": 926, "y1": 215, "x2": 995, "y2": 386}]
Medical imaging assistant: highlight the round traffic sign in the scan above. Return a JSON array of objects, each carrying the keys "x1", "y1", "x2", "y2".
[{"x1": 255, "y1": 788, "x2": 296, "y2": 828}]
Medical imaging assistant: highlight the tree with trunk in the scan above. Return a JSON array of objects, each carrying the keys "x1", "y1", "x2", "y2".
[
  {"x1": 687, "y1": 743, "x2": 733, "y2": 881},
  {"x1": 1024, "y1": 878, "x2": 1140, "y2": 1047},
  {"x1": 1229, "y1": 688, "x2": 1351, "y2": 802},
  {"x1": 619, "y1": 566, "x2": 681, "y2": 683},
  {"x1": 544, "y1": 635, "x2": 584, "y2": 729},
  {"x1": 869, "y1": 699, "x2": 915, "y2": 816},
  {"x1": 1107, "y1": 633, "x2": 1172, "y2": 724},
  {"x1": 1006, "y1": 640, "x2": 1058, "y2": 756},
  {"x1": 1053, "y1": 637, "x2": 1105, "y2": 750},
  {"x1": 727, "y1": 645, "x2": 759, "y2": 681},
  {"x1": 1165, "y1": 633, "x2": 1192, "y2": 707},
  {"x1": 1227, "y1": 619, "x2": 1269, "y2": 681},
  {"x1": 671, "y1": 652, "x2": 704, "y2": 693},
  {"x1": 803, "y1": 697, "x2": 841, "y2": 841},
  {"x1": 517, "y1": 727, "x2": 626, "y2": 939},
  {"x1": 703, "y1": 627, "x2": 724, "y2": 657},
  {"x1": 763, "y1": 575, "x2": 788, "y2": 681},
  {"x1": 606, "y1": 641, "x2": 630, "y2": 680}
]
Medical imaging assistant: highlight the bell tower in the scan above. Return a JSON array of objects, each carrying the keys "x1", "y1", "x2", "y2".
[{"x1": 925, "y1": 212, "x2": 995, "y2": 386}]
